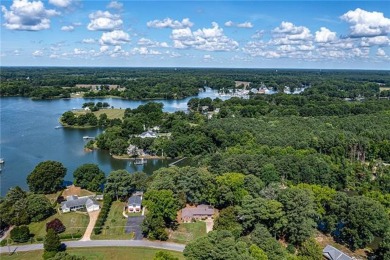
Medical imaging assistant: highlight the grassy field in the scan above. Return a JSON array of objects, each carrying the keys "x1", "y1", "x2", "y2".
[
  {"x1": 169, "y1": 221, "x2": 207, "y2": 244},
  {"x1": 29, "y1": 211, "x2": 89, "y2": 240},
  {"x1": 74, "y1": 109, "x2": 125, "y2": 120},
  {"x1": 91, "y1": 201, "x2": 132, "y2": 240},
  {"x1": 93, "y1": 109, "x2": 125, "y2": 119},
  {"x1": 45, "y1": 191, "x2": 62, "y2": 204},
  {"x1": 0, "y1": 247, "x2": 184, "y2": 260}
]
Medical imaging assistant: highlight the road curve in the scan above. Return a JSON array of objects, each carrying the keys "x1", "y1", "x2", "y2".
[{"x1": 0, "y1": 240, "x2": 185, "y2": 254}]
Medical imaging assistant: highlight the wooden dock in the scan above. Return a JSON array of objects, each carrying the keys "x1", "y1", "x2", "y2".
[{"x1": 169, "y1": 157, "x2": 187, "y2": 167}]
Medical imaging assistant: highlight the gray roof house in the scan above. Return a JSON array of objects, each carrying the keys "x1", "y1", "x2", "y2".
[
  {"x1": 139, "y1": 131, "x2": 157, "y2": 138},
  {"x1": 323, "y1": 245, "x2": 353, "y2": 260},
  {"x1": 128, "y1": 193, "x2": 143, "y2": 213},
  {"x1": 61, "y1": 195, "x2": 100, "y2": 213},
  {"x1": 181, "y1": 204, "x2": 214, "y2": 222}
]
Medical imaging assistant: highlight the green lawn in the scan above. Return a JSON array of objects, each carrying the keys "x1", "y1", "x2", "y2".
[
  {"x1": 93, "y1": 109, "x2": 125, "y2": 119},
  {"x1": 169, "y1": 221, "x2": 207, "y2": 244},
  {"x1": 29, "y1": 211, "x2": 89, "y2": 240},
  {"x1": 91, "y1": 201, "x2": 132, "y2": 240},
  {"x1": 0, "y1": 247, "x2": 184, "y2": 260}
]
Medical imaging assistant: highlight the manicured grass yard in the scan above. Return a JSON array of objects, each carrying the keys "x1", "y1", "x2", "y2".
[
  {"x1": 74, "y1": 109, "x2": 124, "y2": 120},
  {"x1": 93, "y1": 109, "x2": 125, "y2": 119},
  {"x1": 91, "y1": 201, "x2": 133, "y2": 240},
  {"x1": 0, "y1": 247, "x2": 184, "y2": 260},
  {"x1": 169, "y1": 221, "x2": 207, "y2": 244},
  {"x1": 29, "y1": 211, "x2": 89, "y2": 240}
]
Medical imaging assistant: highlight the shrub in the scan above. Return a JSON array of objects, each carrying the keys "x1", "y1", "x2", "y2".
[
  {"x1": 10, "y1": 226, "x2": 31, "y2": 243},
  {"x1": 46, "y1": 218, "x2": 66, "y2": 234},
  {"x1": 94, "y1": 194, "x2": 113, "y2": 235}
]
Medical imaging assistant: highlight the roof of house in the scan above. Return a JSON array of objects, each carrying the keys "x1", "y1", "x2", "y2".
[
  {"x1": 128, "y1": 195, "x2": 142, "y2": 206},
  {"x1": 323, "y1": 245, "x2": 352, "y2": 260},
  {"x1": 140, "y1": 131, "x2": 157, "y2": 138},
  {"x1": 182, "y1": 204, "x2": 214, "y2": 219},
  {"x1": 61, "y1": 196, "x2": 98, "y2": 210}
]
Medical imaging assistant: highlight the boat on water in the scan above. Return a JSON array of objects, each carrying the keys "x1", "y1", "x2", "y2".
[
  {"x1": 55, "y1": 126, "x2": 63, "y2": 129},
  {"x1": 83, "y1": 136, "x2": 95, "y2": 140},
  {"x1": 0, "y1": 158, "x2": 4, "y2": 164},
  {"x1": 133, "y1": 158, "x2": 147, "y2": 165}
]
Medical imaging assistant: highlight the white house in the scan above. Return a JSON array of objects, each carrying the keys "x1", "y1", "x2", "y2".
[
  {"x1": 128, "y1": 192, "x2": 143, "y2": 213},
  {"x1": 139, "y1": 131, "x2": 157, "y2": 138},
  {"x1": 61, "y1": 195, "x2": 100, "y2": 213}
]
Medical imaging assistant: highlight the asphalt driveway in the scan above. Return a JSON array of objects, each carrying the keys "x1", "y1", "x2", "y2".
[{"x1": 125, "y1": 216, "x2": 145, "y2": 240}]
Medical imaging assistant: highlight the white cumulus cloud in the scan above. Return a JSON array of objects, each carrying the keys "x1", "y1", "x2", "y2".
[
  {"x1": 137, "y1": 38, "x2": 169, "y2": 48},
  {"x1": 132, "y1": 47, "x2": 161, "y2": 55},
  {"x1": 61, "y1": 25, "x2": 74, "y2": 31},
  {"x1": 377, "y1": 48, "x2": 386, "y2": 57},
  {"x1": 360, "y1": 36, "x2": 390, "y2": 47},
  {"x1": 32, "y1": 50, "x2": 44, "y2": 56},
  {"x1": 315, "y1": 27, "x2": 337, "y2": 43},
  {"x1": 340, "y1": 8, "x2": 390, "y2": 37},
  {"x1": 1, "y1": 0, "x2": 59, "y2": 31},
  {"x1": 224, "y1": 20, "x2": 253, "y2": 28},
  {"x1": 87, "y1": 11, "x2": 123, "y2": 31},
  {"x1": 271, "y1": 21, "x2": 312, "y2": 45},
  {"x1": 147, "y1": 18, "x2": 193, "y2": 29},
  {"x1": 171, "y1": 22, "x2": 239, "y2": 51},
  {"x1": 82, "y1": 38, "x2": 96, "y2": 44},
  {"x1": 48, "y1": 0, "x2": 72, "y2": 8},
  {"x1": 107, "y1": 1, "x2": 123, "y2": 10},
  {"x1": 99, "y1": 30, "x2": 130, "y2": 45}
]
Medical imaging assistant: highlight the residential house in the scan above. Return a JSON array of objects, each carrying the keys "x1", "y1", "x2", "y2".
[
  {"x1": 181, "y1": 204, "x2": 214, "y2": 223},
  {"x1": 128, "y1": 192, "x2": 143, "y2": 213},
  {"x1": 139, "y1": 131, "x2": 157, "y2": 139},
  {"x1": 61, "y1": 195, "x2": 100, "y2": 213},
  {"x1": 323, "y1": 245, "x2": 353, "y2": 260}
]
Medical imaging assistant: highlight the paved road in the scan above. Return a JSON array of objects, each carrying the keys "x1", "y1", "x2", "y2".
[{"x1": 0, "y1": 240, "x2": 185, "y2": 254}]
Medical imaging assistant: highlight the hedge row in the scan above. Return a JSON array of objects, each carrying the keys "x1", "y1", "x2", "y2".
[{"x1": 94, "y1": 195, "x2": 113, "y2": 235}]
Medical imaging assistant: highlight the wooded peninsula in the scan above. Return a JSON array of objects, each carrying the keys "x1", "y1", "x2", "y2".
[{"x1": 1, "y1": 67, "x2": 389, "y2": 260}]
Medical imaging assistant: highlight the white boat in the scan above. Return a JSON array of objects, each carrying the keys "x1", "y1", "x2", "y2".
[
  {"x1": 83, "y1": 136, "x2": 94, "y2": 140},
  {"x1": 55, "y1": 126, "x2": 62, "y2": 129},
  {"x1": 133, "y1": 158, "x2": 147, "y2": 165},
  {"x1": 0, "y1": 158, "x2": 4, "y2": 164}
]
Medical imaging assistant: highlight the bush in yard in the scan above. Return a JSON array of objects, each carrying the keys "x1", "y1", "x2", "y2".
[
  {"x1": 46, "y1": 218, "x2": 66, "y2": 234},
  {"x1": 10, "y1": 225, "x2": 31, "y2": 243},
  {"x1": 43, "y1": 229, "x2": 62, "y2": 259}
]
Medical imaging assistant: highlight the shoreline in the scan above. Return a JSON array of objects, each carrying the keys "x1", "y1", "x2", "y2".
[{"x1": 111, "y1": 155, "x2": 168, "y2": 160}]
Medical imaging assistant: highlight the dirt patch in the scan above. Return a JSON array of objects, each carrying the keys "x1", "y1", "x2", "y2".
[{"x1": 62, "y1": 185, "x2": 95, "y2": 198}]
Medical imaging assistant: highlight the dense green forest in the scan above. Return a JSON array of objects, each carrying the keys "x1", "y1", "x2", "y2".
[
  {"x1": 1, "y1": 67, "x2": 390, "y2": 99},
  {"x1": 1, "y1": 68, "x2": 390, "y2": 259}
]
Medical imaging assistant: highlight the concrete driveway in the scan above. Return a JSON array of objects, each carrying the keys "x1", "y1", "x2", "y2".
[
  {"x1": 80, "y1": 209, "x2": 100, "y2": 241},
  {"x1": 125, "y1": 216, "x2": 145, "y2": 240}
]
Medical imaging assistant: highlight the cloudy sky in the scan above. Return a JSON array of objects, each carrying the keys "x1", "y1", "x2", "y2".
[{"x1": 1, "y1": 0, "x2": 390, "y2": 69}]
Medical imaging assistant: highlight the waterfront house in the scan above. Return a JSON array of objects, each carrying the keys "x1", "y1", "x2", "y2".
[
  {"x1": 61, "y1": 195, "x2": 100, "y2": 213},
  {"x1": 181, "y1": 204, "x2": 214, "y2": 223},
  {"x1": 323, "y1": 245, "x2": 352, "y2": 260},
  {"x1": 128, "y1": 192, "x2": 143, "y2": 213}
]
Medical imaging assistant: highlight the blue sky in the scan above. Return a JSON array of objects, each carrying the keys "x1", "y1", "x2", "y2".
[{"x1": 1, "y1": 0, "x2": 390, "y2": 69}]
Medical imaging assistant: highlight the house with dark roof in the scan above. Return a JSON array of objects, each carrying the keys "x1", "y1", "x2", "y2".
[
  {"x1": 128, "y1": 192, "x2": 143, "y2": 213},
  {"x1": 181, "y1": 204, "x2": 214, "y2": 223},
  {"x1": 323, "y1": 245, "x2": 353, "y2": 260},
  {"x1": 61, "y1": 195, "x2": 100, "y2": 213}
]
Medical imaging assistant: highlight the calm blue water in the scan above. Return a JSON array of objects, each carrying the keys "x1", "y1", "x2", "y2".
[{"x1": 0, "y1": 88, "x2": 225, "y2": 195}]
